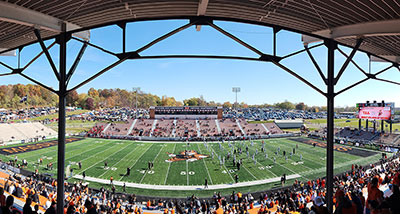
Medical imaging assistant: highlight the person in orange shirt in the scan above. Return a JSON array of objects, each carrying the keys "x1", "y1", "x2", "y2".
[
  {"x1": 366, "y1": 177, "x2": 383, "y2": 214},
  {"x1": 214, "y1": 204, "x2": 223, "y2": 214},
  {"x1": 335, "y1": 189, "x2": 356, "y2": 214}
]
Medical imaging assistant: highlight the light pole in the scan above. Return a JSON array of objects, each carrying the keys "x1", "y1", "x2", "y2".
[
  {"x1": 132, "y1": 87, "x2": 140, "y2": 110},
  {"x1": 232, "y1": 87, "x2": 240, "y2": 109}
]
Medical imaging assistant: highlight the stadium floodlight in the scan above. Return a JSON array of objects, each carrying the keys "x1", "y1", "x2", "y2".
[
  {"x1": 232, "y1": 87, "x2": 241, "y2": 109},
  {"x1": 133, "y1": 87, "x2": 140, "y2": 110}
]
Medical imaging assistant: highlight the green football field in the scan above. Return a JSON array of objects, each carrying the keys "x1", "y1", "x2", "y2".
[{"x1": 0, "y1": 137, "x2": 383, "y2": 197}]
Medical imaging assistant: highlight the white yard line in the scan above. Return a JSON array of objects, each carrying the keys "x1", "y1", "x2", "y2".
[
  {"x1": 139, "y1": 145, "x2": 165, "y2": 183},
  {"x1": 98, "y1": 144, "x2": 140, "y2": 178},
  {"x1": 197, "y1": 144, "x2": 213, "y2": 185},
  {"x1": 186, "y1": 160, "x2": 189, "y2": 185},
  {"x1": 209, "y1": 144, "x2": 235, "y2": 183},
  {"x1": 241, "y1": 165, "x2": 258, "y2": 180},
  {"x1": 74, "y1": 174, "x2": 301, "y2": 190},
  {"x1": 79, "y1": 143, "x2": 132, "y2": 174},
  {"x1": 164, "y1": 143, "x2": 176, "y2": 184},
  {"x1": 118, "y1": 144, "x2": 153, "y2": 181}
]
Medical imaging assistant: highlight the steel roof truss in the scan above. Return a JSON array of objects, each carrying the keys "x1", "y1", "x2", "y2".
[{"x1": 34, "y1": 29, "x2": 60, "y2": 81}]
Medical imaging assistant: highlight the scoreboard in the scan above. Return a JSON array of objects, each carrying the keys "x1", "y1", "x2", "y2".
[{"x1": 356, "y1": 102, "x2": 394, "y2": 120}]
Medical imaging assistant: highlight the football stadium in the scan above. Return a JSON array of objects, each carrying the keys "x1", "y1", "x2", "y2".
[{"x1": 0, "y1": 1, "x2": 400, "y2": 214}]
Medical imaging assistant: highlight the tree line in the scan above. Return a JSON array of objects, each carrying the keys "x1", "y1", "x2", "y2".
[{"x1": 0, "y1": 84, "x2": 357, "y2": 112}]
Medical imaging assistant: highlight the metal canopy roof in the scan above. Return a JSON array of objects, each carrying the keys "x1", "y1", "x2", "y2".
[{"x1": 0, "y1": 0, "x2": 399, "y2": 62}]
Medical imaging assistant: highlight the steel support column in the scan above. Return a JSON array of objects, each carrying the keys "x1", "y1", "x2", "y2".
[
  {"x1": 325, "y1": 39, "x2": 335, "y2": 212},
  {"x1": 56, "y1": 23, "x2": 68, "y2": 214}
]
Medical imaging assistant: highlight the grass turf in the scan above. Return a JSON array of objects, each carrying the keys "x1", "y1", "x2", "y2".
[{"x1": 0, "y1": 137, "x2": 383, "y2": 197}]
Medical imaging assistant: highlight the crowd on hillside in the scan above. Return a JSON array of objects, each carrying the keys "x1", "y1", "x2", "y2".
[{"x1": 0, "y1": 152, "x2": 398, "y2": 214}]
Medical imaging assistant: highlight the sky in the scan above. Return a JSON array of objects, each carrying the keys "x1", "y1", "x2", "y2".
[{"x1": 0, "y1": 20, "x2": 399, "y2": 107}]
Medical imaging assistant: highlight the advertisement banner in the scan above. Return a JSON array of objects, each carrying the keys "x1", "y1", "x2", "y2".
[{"x1": 358, "y1": 107, "x2": 391, "y2": 120}]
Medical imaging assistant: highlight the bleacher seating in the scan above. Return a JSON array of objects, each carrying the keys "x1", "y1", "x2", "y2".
[
  {"x1": 103, "y1": 120, "x2": 132, "y2": 136},
  {"x1": 0, "y1": 122, "x2": 57, "y2": 143},
  {"x1": 152, "y1": 119, "x2": 174, "y2": 137},
  {"x1": 263, "y1": 123, "x2": 284, "y2": 134},
  {"x1": 130, "y1": 119, "x2": 154, "y2": 136},
  {"x1": 218, "y1": 118, "x2": 243, "y2": 137},
  {"x1": 238, "y1": 120, "x2": 268, "y2": 136},
  {"x1": 198, "y1": 119, "x2": 219, "y2": 137},
  {"x1": 89, "y1": 118, "x2": 285, "y2": 139},
  {"x1": 175, "y1": 120, "x2": 197, "y2": 138}
]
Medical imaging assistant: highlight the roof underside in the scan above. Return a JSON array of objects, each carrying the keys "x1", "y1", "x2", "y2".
[{"x1": 0, "y1": 0, "x2": 400, "y2": 62}]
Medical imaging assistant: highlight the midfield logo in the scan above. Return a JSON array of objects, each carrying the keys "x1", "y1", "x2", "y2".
[{"x1": 165, "y1": 150, "x2": 208, "y2": 163}]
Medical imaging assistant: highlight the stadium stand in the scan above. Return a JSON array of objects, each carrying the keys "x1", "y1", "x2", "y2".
[
  {"x1": 0, "y1": 123, "x2": 57, "y2": 144},
  {"x1": 103, "y1": 121, "x2": 132, "y2": 136},
  {"x1": 175, "y1": 120, "x2": 197, "y2": 138},
  {"x1": 152, "y1": 119, "x2": 175, "y2": 137},
  {"x1": 239, "y1": 120, "x2": 269, "y2": 136},
  {"x1": 219, "y1": 118, "x2": 243, "y2": 137},
  {"x1": 88, "y1": 118, "x2": 285, "y2": 140},
  {"x1": 130, "y1": 119, "x2": 155, "y2": 137},
  {"x1": 0, "y1": 152, "x2": 398, "y2": 214},
  {"x1": 198, "y1": 119, "x2": 219, "y2": 137}
]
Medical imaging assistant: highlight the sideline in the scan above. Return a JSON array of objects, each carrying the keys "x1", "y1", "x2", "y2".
[{"x1": 73, "y1": 174, "x2": 300, "y2": 190}]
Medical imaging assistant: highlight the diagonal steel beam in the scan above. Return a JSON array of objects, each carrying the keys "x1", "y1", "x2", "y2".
[
  {"x1": 72, "y1": 37, "x2": 116, "y2": 57},
  {"x1": 335, "y1": 77, "x2": 370, "y2": 96},
  {"x1": 374, "y1": 65, "x2": 394, "y2": 76},
  {"x1": 337, "y1": 48, "x2": 368, "y2": 76},
  {"x1": 136, "y1": 22, "x2": 196, "y2": 54},
  {"x1": 0, "y1": 72, "x2": 15, "y2": 77},
  {"x1": 67, "y1": 53, "x2": 134, "y2": 93},
  {"x1": 334, "y1": 38, "x2": 363, "y2": 85},
  {"x1": 34, "y1": 29, "x2": 60, "y2": 81},
  {"x1": 375, "y1": 77, "x2": 400, "y2": 86},
  {"x1": 271, "y1": 60, "x2": 325, "y2": 96},
  {"x1": 281, "y1": 43, "x2": 323, "y2": 60},
  {"x1": 66, "y1": 42, "x2": 88, "y2": 86},
  {"x1": 22, "y1": 41, "x2": 56, "y2": 71},
  {"x1": 0, "y1": 61, "x2": 14, "y2": 71},
  {"x1": 305, "y1": 46, "x2": 327, "y2": 85},
  {"x1": 208, "y1": 22, "x2": 264, "y2": 56},
  {"x1": 19, "y1": 73, "x2": 57, "y2": 94}
]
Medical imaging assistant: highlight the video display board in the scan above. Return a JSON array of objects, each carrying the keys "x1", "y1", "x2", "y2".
[
  {"x1": 358, "y1": 107, "x2": 391, "y2": 120},
  {"x1": 356, "y1": 102, "x2": 394, "y2": 120}
]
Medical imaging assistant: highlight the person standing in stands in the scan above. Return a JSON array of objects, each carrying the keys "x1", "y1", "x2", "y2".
[
  {"x1": 23, "y1": 198, "x2": 33, "y2": 214},
  {"x1": 0, "y1": 187, "x2": 6, "y2": 207},
  {"x1": 44, "y1": 201, "x2": 56, "y2": 214},
  {"x1": 84, "y1": 199, "x2": 98, "y2": 214},
  {"x1": 3, "y1": 195, "x2": 17, "y2": 214}
]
